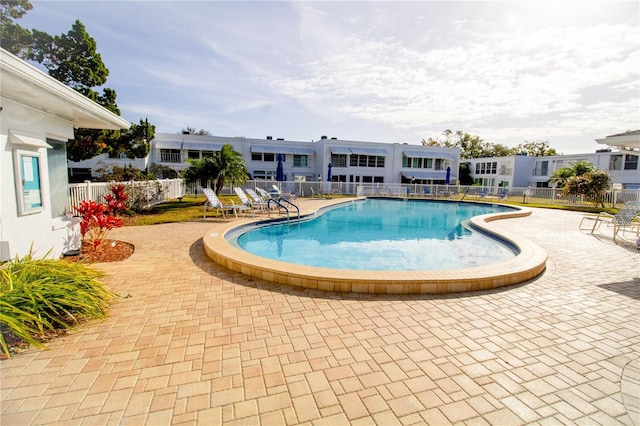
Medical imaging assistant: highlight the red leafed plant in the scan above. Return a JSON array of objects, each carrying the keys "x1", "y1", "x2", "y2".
[
  {"x1": 73, "y1": 185, "x2": 128, "y2": 250},
  {"x1": 103, "y1": 184, "x2": 129, "y2": 215}
]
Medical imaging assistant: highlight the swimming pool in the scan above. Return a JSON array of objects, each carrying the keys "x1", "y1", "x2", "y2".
[
  {"x1": 202, "y1": 198, "x2": 548, "y2": 294},
  {"x1": 231, "y1": 199, "x2": 517, "y2": 270}
]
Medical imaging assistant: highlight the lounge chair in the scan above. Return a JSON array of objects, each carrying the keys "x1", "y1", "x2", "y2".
[
  {"x1": 423, "y1": 187, "x2": 432, "y2": 197},
  {"x1": 246, "y1": 188, "x2": 272, "y2": 211},
  {"x1": 256, "y1": 187, "x2": 274, "y2": 199},
  {"x1": 234, "y1": 187, "x2": 267, "y2": 212},
  {"x1": 246, "y1": 188, "x2": 267, "y2": 203},
  {"x1": 203, "y1": 188, "x2": 247, "y2": 219},
  {"x1": 271, "y1": 184, "x2": 296, "y2": 201},
  {"x1": 583, "y1": 201, "x2": 640, "y2": 242},
  {"x1": 498, "y1": 189, "x2": 509, "y2": 200}
]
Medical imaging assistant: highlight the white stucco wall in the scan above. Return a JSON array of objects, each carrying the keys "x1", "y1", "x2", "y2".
[{"x1": 0, "y1": 97, "x2": 81, "y2": 259}]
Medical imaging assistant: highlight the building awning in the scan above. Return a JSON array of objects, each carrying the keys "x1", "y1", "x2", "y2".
[
  {"x1": 251, "y1": 145, "x2": 295, "y2": 154},
  {"x1": 401, "y1": 171, "x2": 457, "y2": 180},
  {"x1": 330, "y1": 146, "x2": 388, "y2": 155},
  {"x1": 155, "y1": 140, "x2": 182, "y2": 149},
  {"x1": 9, "y1": 131, "x2": 52, "y2": 149},
  {"x1": 403, "y1": 150, "x2": 455, "y2": 161},
  {"x1": 182, "y1": 142, "x2": 223, "y2": 151},
  {"x1": 330, "y1": 146, "x2": 351, "y2": 155},
  {"x1": 349, "y1": 147, "x2": 388, "y2": 156},
  {"x1": 293, "y1": 147, "x2": 315, "y2": 155}
]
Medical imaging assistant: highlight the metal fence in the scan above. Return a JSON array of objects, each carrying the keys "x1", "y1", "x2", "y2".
[
  {"x1": 187, "y1": 180, "x2": 640, "y2": 209},
  {"x1": 69, "y1": 179, "x2": 186, "y2": 212}
]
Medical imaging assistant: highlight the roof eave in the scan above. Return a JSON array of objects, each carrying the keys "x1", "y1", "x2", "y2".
[{"x1": 0, "y1": 48, "x2": 131, "y2": 130}]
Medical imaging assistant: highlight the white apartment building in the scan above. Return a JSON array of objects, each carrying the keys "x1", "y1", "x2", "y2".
[
  {"x1": 69, "y1": 130, "x2": 639, "y2": 193},
  {"x1": 465, "y1": 155, "x2": 534, "y2": 190},
  {"x1": 72, "y1": 133, "x2": 461, "y2": 191},
  {"x1": 466, "y1": 131, "x2": 640, "y2": 191}
]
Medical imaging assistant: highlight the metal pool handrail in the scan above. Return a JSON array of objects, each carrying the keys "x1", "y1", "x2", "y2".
[{"x1": 267, "y1": 198, "x2": 300, "y2": 223}]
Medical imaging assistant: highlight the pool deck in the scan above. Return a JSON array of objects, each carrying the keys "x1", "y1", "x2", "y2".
[{"x1": 1, "y1": 199, "x2": 639, "y2": 425}]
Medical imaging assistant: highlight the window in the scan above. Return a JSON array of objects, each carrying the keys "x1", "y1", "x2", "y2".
[
  {"x1": 624, "y1": 154, "x2": 638, "y2": 170},
  {"x1": 160, "y1": 149, "x2": 181, "y2": 163},
  {"x1": 252, "y1": 152, "x2": 276, "y2": 162},
  {"x1": 533, "y1": 160, "x2": 549, "y2": 176},
  {"x1": 293, "y1": 155, "x2": 308, "y2": 167},
  {"x1": 331, "y1": 154, "x2": 347, "y2": 167},
  {"x1": 14, "y1": 149, "x2": 44, "y2": 215},
  {"x1": 202, "y1": 151, "x2": 214, "y2": 158},
  {"x1": 252, "y1": 170, "x2": 276, "y2": 180},
  {"x1": 46, "y1": 139, "x2": 69, "y2": 216},
  {"x1": 609, "y1": 155, "x2": 622, "y2": 170},
  {"x1": 187, "y1": 150, "x2": 200, "y2": 160},
  {"x1": 350, "y1": 154, "x2": 385, "y2": 168},
  {"x1": 403, "y1": 156, "x2": 432, "y2": 169},
  {"x1": 108, "y1": 151, "x2": 129, "y2": 159},
  {"x1": 474, "y1": 161, "x2": 497, "y2": 175}
]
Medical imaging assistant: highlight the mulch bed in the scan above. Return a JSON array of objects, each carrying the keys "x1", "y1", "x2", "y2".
[{"x1": 64, "y1": 239, "x2": 134, "y2": 263}]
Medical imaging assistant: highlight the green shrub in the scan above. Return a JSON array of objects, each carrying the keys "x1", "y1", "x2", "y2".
[{"x1": 0, "y1": 251, "x2": 117, "y2": 358}]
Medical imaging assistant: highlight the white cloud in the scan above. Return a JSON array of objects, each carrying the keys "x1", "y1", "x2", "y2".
[
  {"x1": 21, "y1": 1, "x2": 639, "y2": 152},
  {"x1": 256, "y1": 10, "x2": 638, "y2": 149}
]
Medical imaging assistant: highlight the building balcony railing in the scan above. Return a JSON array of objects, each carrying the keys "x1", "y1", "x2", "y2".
[{"x1": 160, "y1": 153, "x2": 182, "y2": 163}]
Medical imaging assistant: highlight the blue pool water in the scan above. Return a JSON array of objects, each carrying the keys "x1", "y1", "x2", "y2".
[{"x1": 231, "y1": 199, "x2": 518, "y2": 271}]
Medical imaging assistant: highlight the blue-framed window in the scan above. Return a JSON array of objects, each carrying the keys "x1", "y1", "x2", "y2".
[{"x1": 14, "y1": 149, "x2": 44, "y2": 215}]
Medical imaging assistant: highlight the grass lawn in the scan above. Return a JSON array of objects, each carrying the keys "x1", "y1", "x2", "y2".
[{"x1": 125, "y1": 194, "x2": 237, "y2": 226}]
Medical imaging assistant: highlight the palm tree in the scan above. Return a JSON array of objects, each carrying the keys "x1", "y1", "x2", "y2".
[
  {"x1": 183, "y1": 157, "x2": 218, "y2": 189},
  {"x1": 551, "y1": 160, "x2": 610, "y2": 207},
  {"x1": 212, "y1": 144, "x2": 248, "y2": 195},
  {"x1": 550, "y1": 160, "x2": 594, "y2": 187}
]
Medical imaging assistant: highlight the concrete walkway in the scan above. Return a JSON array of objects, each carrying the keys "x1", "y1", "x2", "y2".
[{"x1": 1, "y1": 201, "x2": 639, "y2": 425}]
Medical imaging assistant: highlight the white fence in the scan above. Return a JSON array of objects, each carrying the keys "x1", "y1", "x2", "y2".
[
  {"x1": 184, "y1": 180, "x2": 640, "y2": 209},
  {"x1": 69, "y1": 179, "x2": 186, "y2": 212}
]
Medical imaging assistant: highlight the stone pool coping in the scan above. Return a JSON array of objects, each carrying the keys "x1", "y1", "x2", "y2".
[{"x1": 202, "y1": 198, "x2": 548, "y2": 293}]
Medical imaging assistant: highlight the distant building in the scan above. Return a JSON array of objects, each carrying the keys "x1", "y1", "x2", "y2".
[
  {"x1": 70, "y1": 130, "x2": 640, "y2": 192},
  {"x1": 465, "y1": 131, "x2": 640, "y2": 191},
  {"x1": 72, "y1": 132, "x2": 461, "y2": 189},
  {"x1": 464, "y1": 155, "x2": 534, "y2": 189}
]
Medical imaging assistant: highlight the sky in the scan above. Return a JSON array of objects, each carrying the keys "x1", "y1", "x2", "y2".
[{"x1": 18, "y1": 1, "x2": 640, "y2": 154}]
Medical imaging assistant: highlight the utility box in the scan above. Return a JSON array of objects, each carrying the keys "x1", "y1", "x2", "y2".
[{"x1": 0, "y1": 241, "x2": 10, "y2": 262}]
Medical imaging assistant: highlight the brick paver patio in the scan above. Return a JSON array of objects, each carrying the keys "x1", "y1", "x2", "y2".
[{"x1": 1, "y1": 200, "x2": 639, "y2": 425}]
